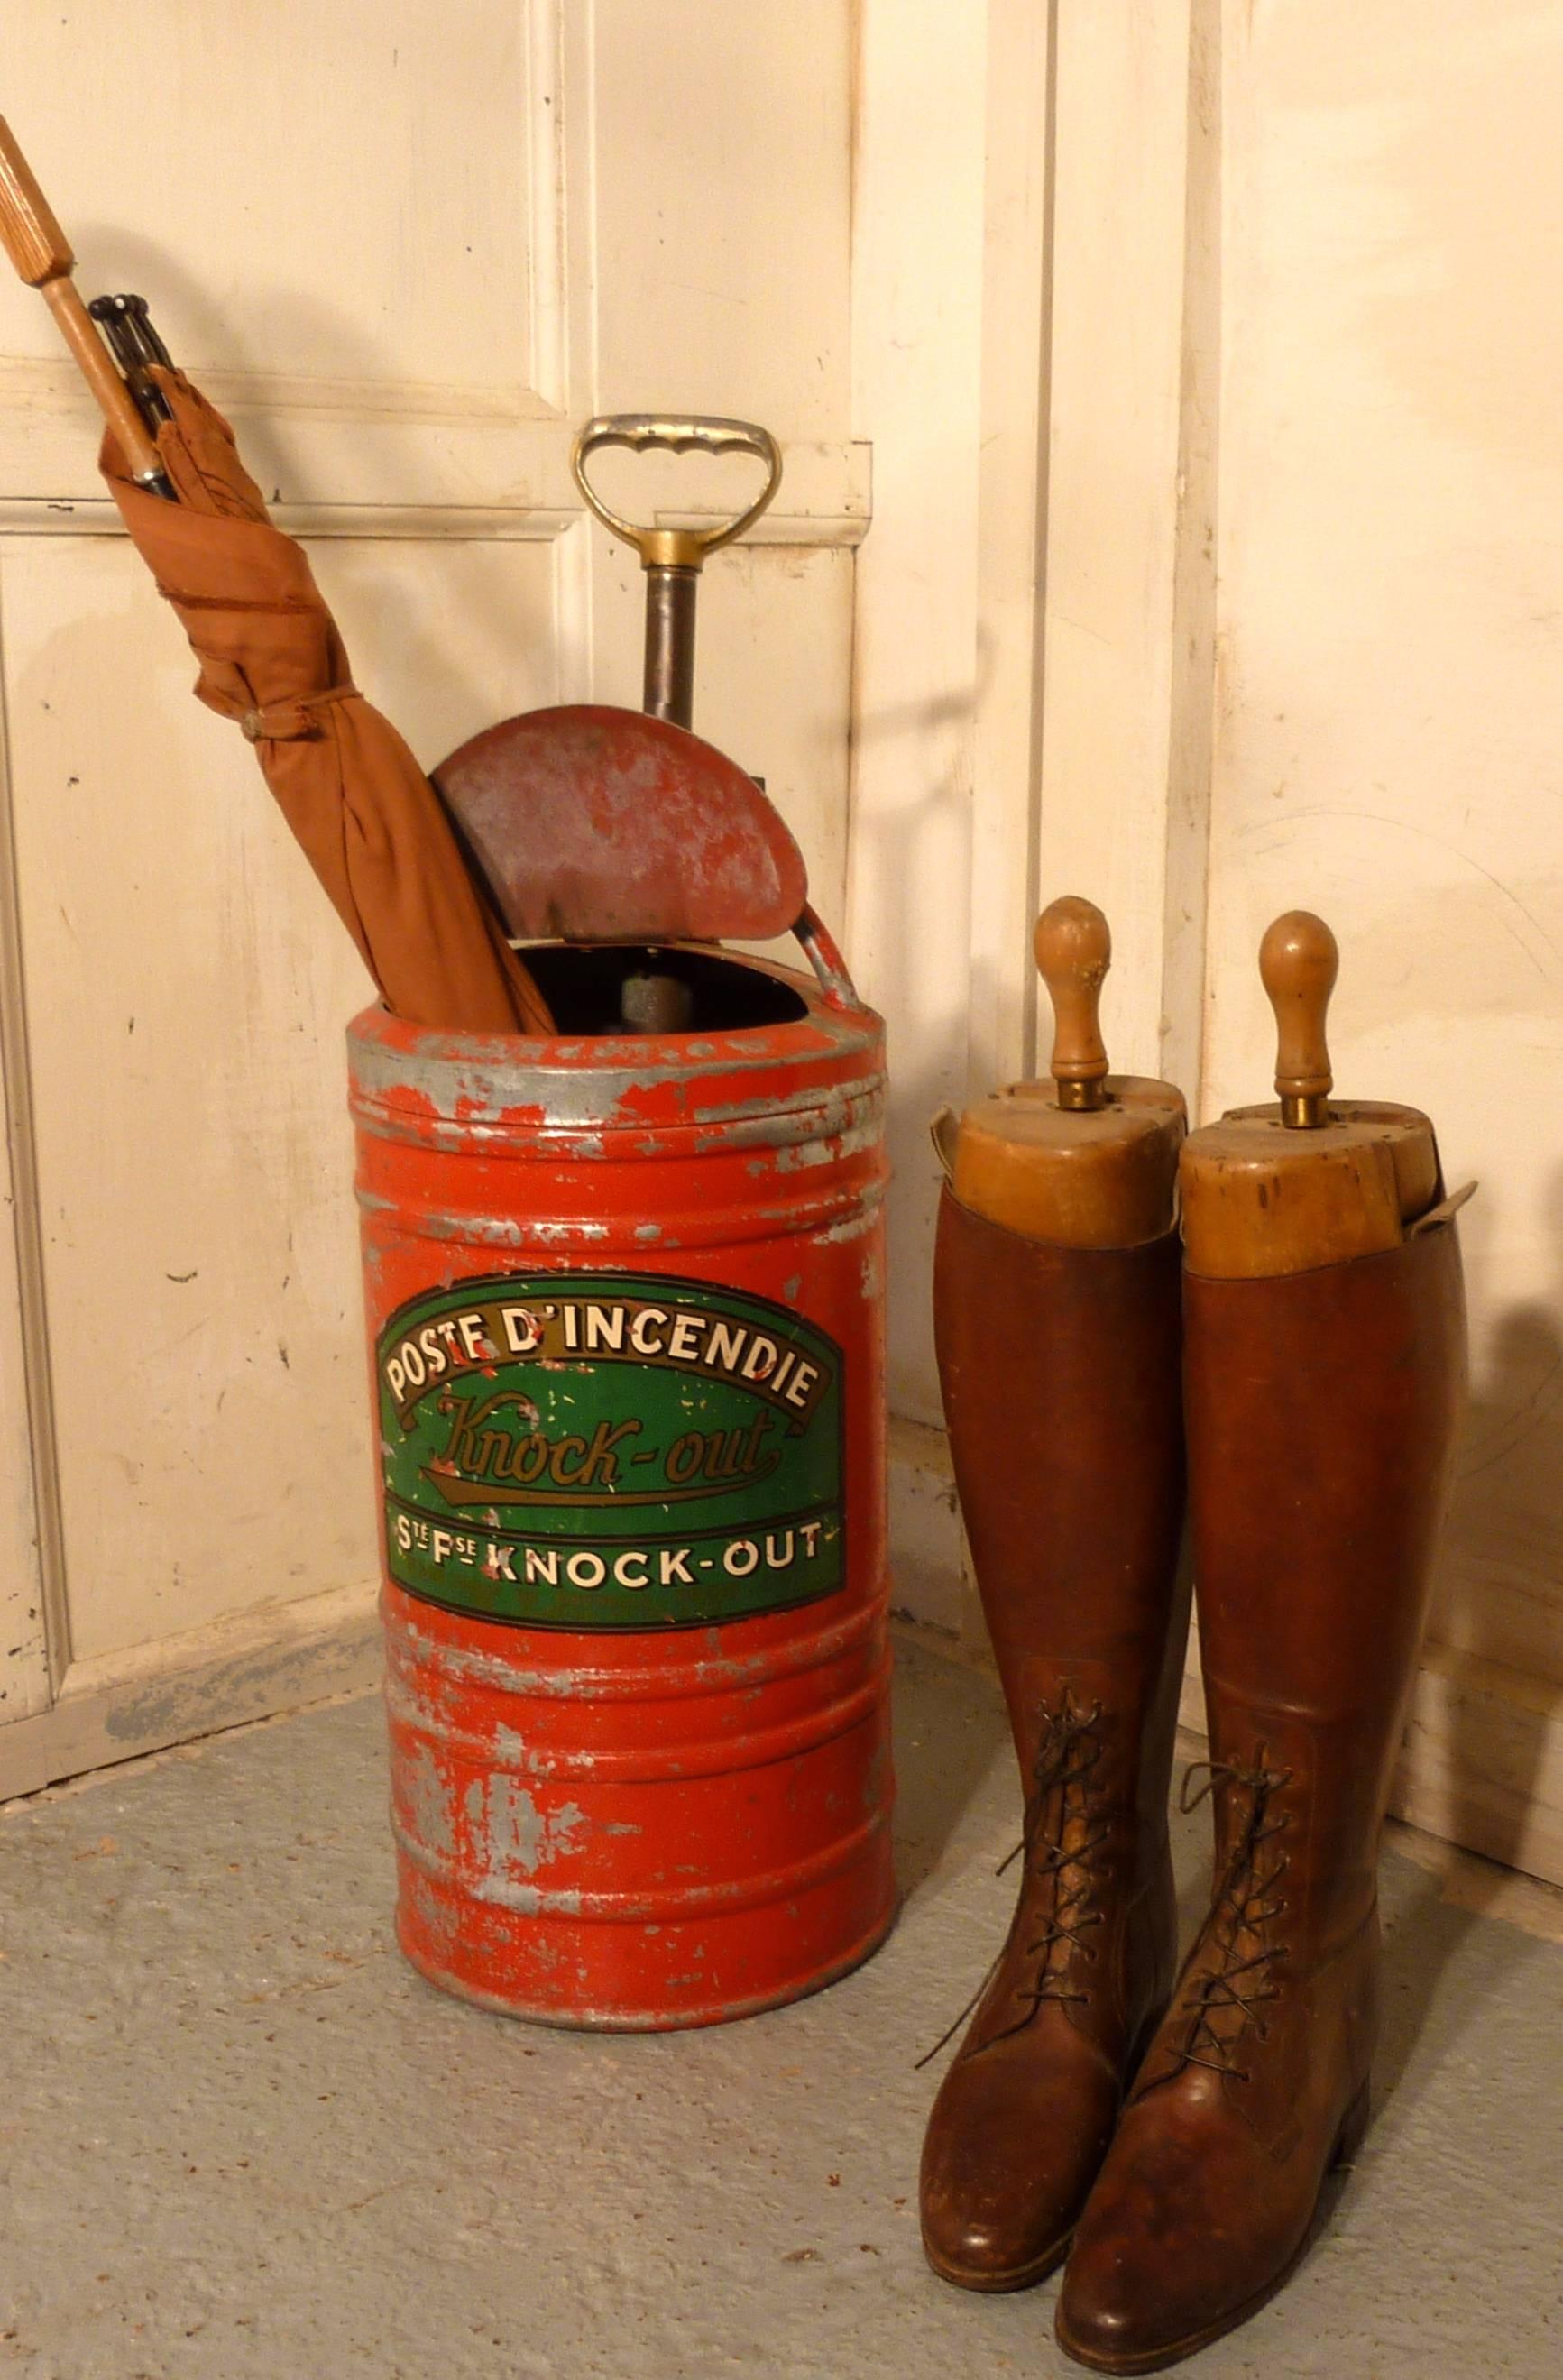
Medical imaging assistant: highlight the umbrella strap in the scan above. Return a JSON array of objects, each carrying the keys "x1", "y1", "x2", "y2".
[{"x1": 213, "y1": 684, "x2": 361, "y2": 742}]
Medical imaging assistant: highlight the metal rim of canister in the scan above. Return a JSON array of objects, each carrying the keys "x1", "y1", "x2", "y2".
[{"x1": 346, "y1": 950, "x2": 884, "y2": 1145}]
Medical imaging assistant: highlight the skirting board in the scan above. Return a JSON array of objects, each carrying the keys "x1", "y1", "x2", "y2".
[
  {"x1": 0, "y1": 1579, "x2": 382, "y2": 1806},
  {"x1": 890, "y1": 1421, "x2": 1563, "y2": 1891}
]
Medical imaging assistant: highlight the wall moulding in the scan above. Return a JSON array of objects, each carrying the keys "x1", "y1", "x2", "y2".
[
  {"x1": 0, "y1": 358, "x2": 566, "y2": 427},
  {"x1": 0, "y1": 434, "x2": 869, "y2": 547}
]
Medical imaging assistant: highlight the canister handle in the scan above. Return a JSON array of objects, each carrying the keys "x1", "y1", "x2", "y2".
[
  {"x1": 572, "y1": 414, "x2": 783, "y2": 570},
  {"x1": 793, "y1": 905, "x2": 860, "y2": 1009}
]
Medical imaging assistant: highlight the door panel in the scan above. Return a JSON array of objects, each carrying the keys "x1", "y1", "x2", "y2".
[
  {"x1": 591, "y1": 0, "x2": 852, "y2": 432},
  {"x1": 0, "y1": 2, "x2": 551, "y2": 404}
]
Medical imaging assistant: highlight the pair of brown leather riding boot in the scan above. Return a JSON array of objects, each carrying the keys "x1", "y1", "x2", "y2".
[{"x1": 919, "y1": 905, "x2": 1468, "y2": 2371}]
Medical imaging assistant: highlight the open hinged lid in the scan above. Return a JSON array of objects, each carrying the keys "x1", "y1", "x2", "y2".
[{"x1": 433, "y1": 703, "x2": 809, "y2": 947}]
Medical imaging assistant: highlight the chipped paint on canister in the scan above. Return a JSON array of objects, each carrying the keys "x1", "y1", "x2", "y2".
[{"x1": 352, "y1": 947, "x2": 895, "y2": 2030}]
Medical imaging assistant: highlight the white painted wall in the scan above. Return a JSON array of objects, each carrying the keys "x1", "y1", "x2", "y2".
[
  {"x1": 861, "y1": 0, "x2": 1563, "y2": 1883},
  {"x1": 1200, "y1": 0, "x2": 1563, "y2": 1880}
]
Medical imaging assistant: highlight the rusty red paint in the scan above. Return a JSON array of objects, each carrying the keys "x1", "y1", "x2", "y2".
[
  {"x1": 349, "y1": 949, "x2": 895, "y2": 2029},
  {"x1": 433, "y1": 706, "x2": 809, "y2": 945}
]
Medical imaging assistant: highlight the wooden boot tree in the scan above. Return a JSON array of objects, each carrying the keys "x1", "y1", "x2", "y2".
[
  {"x1": 948, "y1": 896, "x2": 1185, "y2": 1246},
  {"x1": 1181, "y1": 910, "x2": 1448, "y2": 1279}
]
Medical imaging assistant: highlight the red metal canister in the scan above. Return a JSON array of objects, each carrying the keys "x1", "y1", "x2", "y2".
[{"x1": 348, "y1": 942, "x2": 894, "y2": 2028}]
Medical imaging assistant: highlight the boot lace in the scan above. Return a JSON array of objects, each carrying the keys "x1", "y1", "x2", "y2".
[
  {"x1": 1164, "y1": 1753, "x2": 1292, "y2": 2084},
  {"x1": 915, "y1": 1690, "x2": 1107, "y2": 2069}
]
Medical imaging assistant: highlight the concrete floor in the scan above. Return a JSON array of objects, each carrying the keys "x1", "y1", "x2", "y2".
[{"x1": 1, "y1": 1635, "x2": 1559, "y2": 2380}]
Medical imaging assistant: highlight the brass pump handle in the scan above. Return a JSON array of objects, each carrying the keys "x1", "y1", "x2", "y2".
[
  {"x1": 0, "y1": 117, "x2": 167, "y2": 489},
  {"x1": 571, "y1": 413, "x2": 783, "y2": 572},
  {"x1": 1260, "y1": 909, "x2": 1338, "y2": 1128},
  {"x1": 572, "y1": 413, "x2": 781, "y2": 731},
  {"x1": 1034, "y1": 895, "x2": 1112, "y2": 1111}
]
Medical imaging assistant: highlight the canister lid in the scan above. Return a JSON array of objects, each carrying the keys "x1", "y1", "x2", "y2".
[{"x1": 434, "y1": 705, "x2": 809, "y2": 947}]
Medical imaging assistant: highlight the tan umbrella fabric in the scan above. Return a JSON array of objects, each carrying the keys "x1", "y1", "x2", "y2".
[{"x1": 100, "y1": 370, "x2": 552, "y2": 1034}]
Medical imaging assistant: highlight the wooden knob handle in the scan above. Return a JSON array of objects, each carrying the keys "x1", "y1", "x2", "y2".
[
  {"x1": 1034, "y1": 895, "x2": 1111, "y2": 1111},
  {"x1": 1260, "y1": 909, "x2": 1338, "y2": 1128},
  {"x1": 0, "y1": 118, "x2": 72, "y2": 285}
]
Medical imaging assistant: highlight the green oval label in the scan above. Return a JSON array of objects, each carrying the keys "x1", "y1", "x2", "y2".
[{"x1": 377, "y1": 1270, "x2": 844, "y2": 1630}]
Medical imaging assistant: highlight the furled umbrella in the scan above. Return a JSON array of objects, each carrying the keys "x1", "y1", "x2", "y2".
[{"x1": 97, "y1": 368, "x2": 553, "y2": 1036}]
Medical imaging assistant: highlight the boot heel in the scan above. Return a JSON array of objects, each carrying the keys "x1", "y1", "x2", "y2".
[{"x1": 1333, "y1": 2079, "x2": 1371, "y2": 2168}]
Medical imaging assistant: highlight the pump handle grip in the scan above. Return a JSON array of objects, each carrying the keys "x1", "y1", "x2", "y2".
[{"x1": 572, "y1": 413, "x2": 782, "y2": 570}]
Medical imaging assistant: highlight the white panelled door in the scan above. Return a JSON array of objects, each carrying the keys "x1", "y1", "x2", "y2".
[{"x1": 0, "y1": 0, "x2": 861, "y2": 1794}]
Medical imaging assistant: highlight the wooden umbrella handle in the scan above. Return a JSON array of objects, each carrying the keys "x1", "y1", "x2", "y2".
[{"x1": 0, "y1": 116, "x2": 167, "y2": 486}]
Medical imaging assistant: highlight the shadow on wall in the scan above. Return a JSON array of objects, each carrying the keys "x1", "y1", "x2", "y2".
[
  {"x1": 1373, "y1": 1162, "x2": 1563, "y2": 2117},
  {"x1": 846, "y1": 636, "x2": 996, "y2": 1429},
  {"x1": 1430, "y1": 1156, "x2": 1563, "y2": 1876}
]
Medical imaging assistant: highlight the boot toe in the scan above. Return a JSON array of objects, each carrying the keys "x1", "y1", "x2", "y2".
[
  {"x1": 1055, "y1": 2099, "x2": 1309, "y2": 2370},
  {"x1": 1057, "y1": 2235, "x2": 1276, "y2": 2375},
  {"x1": 1054, "y1": 2288, "x2": 1161, "y2": 2375},
  {"x1": 921, "y1": 2122, "x2": 1079, "y2": 2287},
  {"x1": 920, "y1": 2038, "x2": 1117, "y2": 2290},
  {"x1": 1056, "y1": 2238, "x2": 1198, "y2": 2373},
  {"x1": 921, "y1": 2201, "x2": 1067, "y2": 2292}
]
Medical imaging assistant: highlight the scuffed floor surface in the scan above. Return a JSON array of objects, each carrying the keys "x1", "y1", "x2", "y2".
[{"x1": 2, "y1": 1634, "x2": 1559, "y2": 2378}]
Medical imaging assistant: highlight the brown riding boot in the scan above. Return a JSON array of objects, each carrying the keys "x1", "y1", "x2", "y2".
[
  {"x1": 1058, "y1": 914, "x2": 1468, "y2": 2373},
  {"x1": 919, "y1": 1189, "x2": 1189, "y2": 2290}
]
